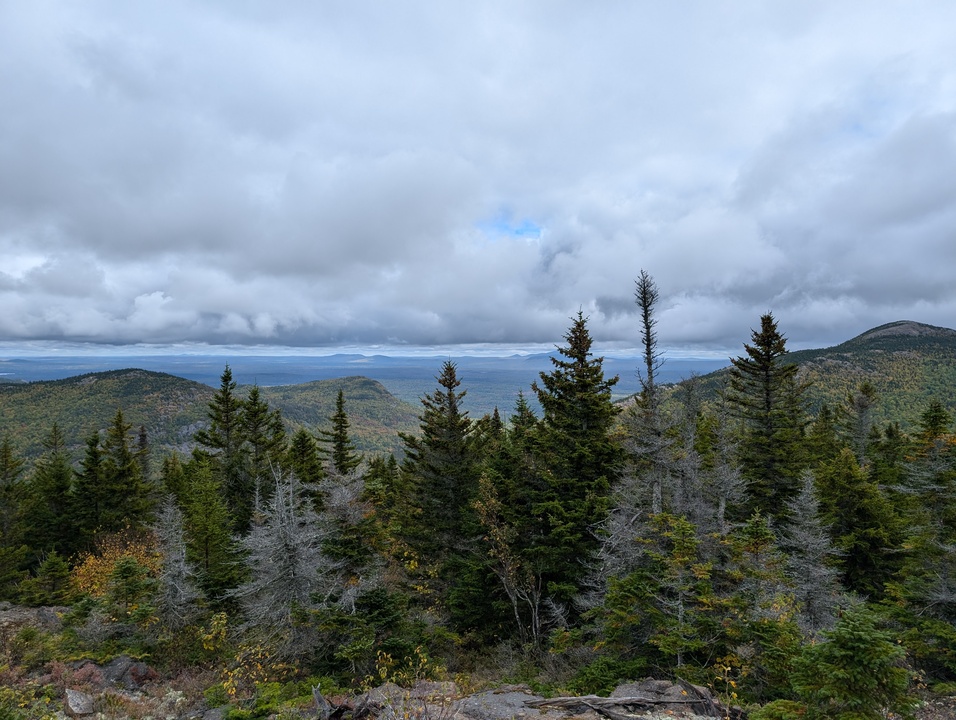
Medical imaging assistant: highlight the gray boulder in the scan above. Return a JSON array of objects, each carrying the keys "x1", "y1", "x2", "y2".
[{"x1": 64, "y1": 688, "x2": 95, "y2": 717}]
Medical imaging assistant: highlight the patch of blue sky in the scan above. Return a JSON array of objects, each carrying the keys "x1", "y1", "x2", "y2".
[{"x1": 477, "y1": 212, "x2": 542, "y2": 241}]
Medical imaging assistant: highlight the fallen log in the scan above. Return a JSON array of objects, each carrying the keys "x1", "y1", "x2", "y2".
[{"x1": 525, "y1": 678, "x2": 727, "y2": 719}]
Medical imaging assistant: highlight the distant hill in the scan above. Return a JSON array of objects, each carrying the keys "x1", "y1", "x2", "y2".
[
  {"x1": 691, "y1": 320, "x2": 956, "y2": 430},
  {"x1": 0, "y1": 370, "x2": 419, "y2": 462},
  {"x1": 260, "y1": 375, "x2": 419, "y2": 457},
  {"x1": 0, "y1": 369, "x2": 212, "y2": 459}
]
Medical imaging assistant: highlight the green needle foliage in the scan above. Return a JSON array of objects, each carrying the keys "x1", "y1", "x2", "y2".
[
  {"x1": 726, "y1": 313, "x2": 808, "y2": 522},
  {"x1": 792, "y1": 604, "x2": 916, "y2": 720}
]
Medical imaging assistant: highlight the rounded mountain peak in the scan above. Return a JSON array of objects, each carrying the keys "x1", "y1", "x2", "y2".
[{"x1": 853, "y1": 321, "x2": 956, "y2": 342}]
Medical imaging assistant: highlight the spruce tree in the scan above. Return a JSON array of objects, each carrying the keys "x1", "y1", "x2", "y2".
[
  {"x1": 474, "y1": 392, "x2": 551, "y2": 645},
  {"x1": 399, "y1": 361, "x2": 486, "y2": 623},
  {"x1": 159, "y1": 453, "x2": 188, "y2": 502},
  {"x1": 602, "y1": 513, "x2": 717, "y2": 669},
  {"x1": 838, "y1": 381, "x2": 880, "y2": 464},
  {"x1": 530, "y1": 311, "x2": 622, "y2": 609},
  {"x1": 805, "y1": 403, "x2": 842, "y2": 469},
  {"x1": 815, "y1": 448, "x2": 903, "y2": 598},
  {"x1": 72, "y1": 431, "x2": 106, "y2": 545},
  {"x1": 181, "y1": 458, "x2": 244, "y2": 603},
  {"x1": 888, "y1": 400, "x2": 956, "y2": 662},
  {"x1": 0, "y1": 436, "x2": 25, "y2": 540},
  {"x1": 319, "y1": 389, "x2": 363, "y2": 476},
  {"x1": 22, "y1": 424, "x2": 76, "y2": 560},
  {"x1": 726, "y1": 313, "x2": 808, "y2": 521},
  {"x1": 98, "y1": 409, "x2": 153, "y2": 531},
  {"x1": 792, "y1": 604, "x2": 916, "y2": 720},
  {"x1": 241, "y1": 384, "x2": 287, "y2": 507},
  {"x1": 69, "y1": 410, "x2": 153, "y2": 541},
  {"x1": 361, "y1": 454, "x2": 403, "y2": 544},
  {"x1": 194, "y1": 365, "x2": 252, "y2": 531},
  {"x1": 722, "y1": 512, "x2": 802, "y2": 702},
  {"x1": 285, "y1": 427, "x2": 326, "y2": 508},
  {"x1": 0, "y1": 437, "x2": 28, "y2": 599},
  {"x1": 18, "y1": 551, "x2": 74, "y2": 606},
  {"x1": 317, "y1": 393, "x2": 378, "y2": 587},
  {"x1": 136, "y1": 424, "x2": 150, "y2": 481},
  {"x1": 870, "y1": 421, "x2": 909, "y2": 499},
  {"x1": 400, "y1": 362, "x2": 484, "y2": 558}
]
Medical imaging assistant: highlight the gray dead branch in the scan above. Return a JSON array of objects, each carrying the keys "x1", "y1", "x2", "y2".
[{"x1": 525, "y1": 678, "x2": 729, "y2": 719}]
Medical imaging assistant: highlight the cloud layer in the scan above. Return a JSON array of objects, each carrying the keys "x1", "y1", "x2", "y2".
[{"x1": 2, "y1": 2, "x2": 956, "y2": 353}]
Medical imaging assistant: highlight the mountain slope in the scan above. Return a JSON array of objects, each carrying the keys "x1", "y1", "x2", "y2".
[
  {"x1": 0, "y1": 369, "x2": 212, "y2": 458},
  {"x1": 693, "y1": 320, "x2": 956, "y2": 430},
  {"x1": 261, "y1": 375, "x2": 419, "y2": 456},
  {"x1": 787, "y1": 321, "x2": 956, "y2": 428},
  {"x1": 0, "y1": 370, "x2": 419, "y2": 461}
]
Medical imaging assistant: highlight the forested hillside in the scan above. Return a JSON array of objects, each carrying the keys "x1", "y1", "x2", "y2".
[
  {"x1": 260, "y1": 375, "x2": 418, "y2": 456},
  {"x1": 1, "y1": 299, "x2": 954, "y2": 720},
  {"x1": 0, "y1": 371, "x2": 418, "y2": 460},
  {"x1": 790, "y1": 320, "x2": 956, "y2": 426},
  {"x1": 0, "y1": 369, "x2": 211, "y2": 458},
  {"x1": 688, "y1": 319, "x2": 956, "y2": 430}
]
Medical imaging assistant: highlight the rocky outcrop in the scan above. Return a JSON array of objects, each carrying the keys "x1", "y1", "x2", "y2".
[
  {"x1": 0, "y1": 602, "x2": 66, "y2": 633},
  {"x1": 457, "y1": 686, "x2": 567, "y2": 720},
  {"x1": 317, "y1": 679, "x2": 737, "y2": 720}
]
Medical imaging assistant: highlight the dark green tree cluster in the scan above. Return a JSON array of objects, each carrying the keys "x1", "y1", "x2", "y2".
[
  {"x1": 2, "y1": 281, "x2": 955, "y2": 717},
  {"x1": 9, "y1": 411, "x2": 155, "y2": 566},
  {"x1": 579, "y1": 291, "x2": 946, "y2": 713}
]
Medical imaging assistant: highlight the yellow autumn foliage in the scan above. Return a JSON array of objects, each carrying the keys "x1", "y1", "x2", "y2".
[{"x1": 70, "y1": 526, "x2": 161, "y2": 597}]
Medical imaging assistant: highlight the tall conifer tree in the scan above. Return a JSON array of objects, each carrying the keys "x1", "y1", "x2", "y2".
[
  {"x1": 22, "y1": 425, "x2": 76, "y2": 560},
  {"x1": 98, "y1": 409, "x2": 153, "y2": 531},
  {"x1": 286, "y1": 427, "x2": 326, "y2": 509},
  {"x1": 726, "y1": 313, "x2": 807, "y2": 520},
  {"x1": 319, "y1": 389, "x2": 363, "y2": 476},
  {"x1": 401, "y1": 362, "x2": 483, "y2": 556},
  {"x1": 241, "y1": 384, "x2": 287, "y2": 507},
  {"x1": 181, "y1": 458, "x2": 243, "y2": 603},
  {"x1": 0, "y1": 437, "x2": 28, "y2": 599},
  {"x1": 530, "y1": 311, "x2": 622, "y2": 608},
  {"x1": 400, "y1": 361, "x2": 485, "y2": 621},
  {"x1": 815, "y1": 448, "x2": 903, "y2": 598},
  {"x1": 195, "y1": 365, "x2": 252, "y2": 531}
]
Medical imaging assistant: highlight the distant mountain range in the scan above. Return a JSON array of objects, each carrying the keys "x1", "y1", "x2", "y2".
[
  {"x1": 0, "y1": 352, "x2": 729, "y2": 418},
  {"x1": 1, "y1": 320, "x2": 954, "y2": 463}
]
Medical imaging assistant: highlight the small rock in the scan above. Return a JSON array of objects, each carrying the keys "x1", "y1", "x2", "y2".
[
  {"x1": 64, "y1": 688, "x2": 95, "y2": 717},
  {"x1": 101, "y1": 654, "x2": 160, "y2": 689},
  {"x1": 156, "y1": 689, "x2": 188, "y2": 716}
]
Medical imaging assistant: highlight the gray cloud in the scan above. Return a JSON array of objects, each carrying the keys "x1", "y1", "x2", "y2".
[{"x1": 2, "y1": 2, "x2": 956, "y2": 354}]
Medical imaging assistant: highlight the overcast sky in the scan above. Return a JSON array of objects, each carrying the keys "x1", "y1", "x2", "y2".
[{"x1": 2, "y1": 2, "x2": 956, "y2": 356}]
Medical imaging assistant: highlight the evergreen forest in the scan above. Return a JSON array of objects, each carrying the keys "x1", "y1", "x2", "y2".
[{"x1": 2, "y1": 274, "x2": 954, "y2": 720}]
